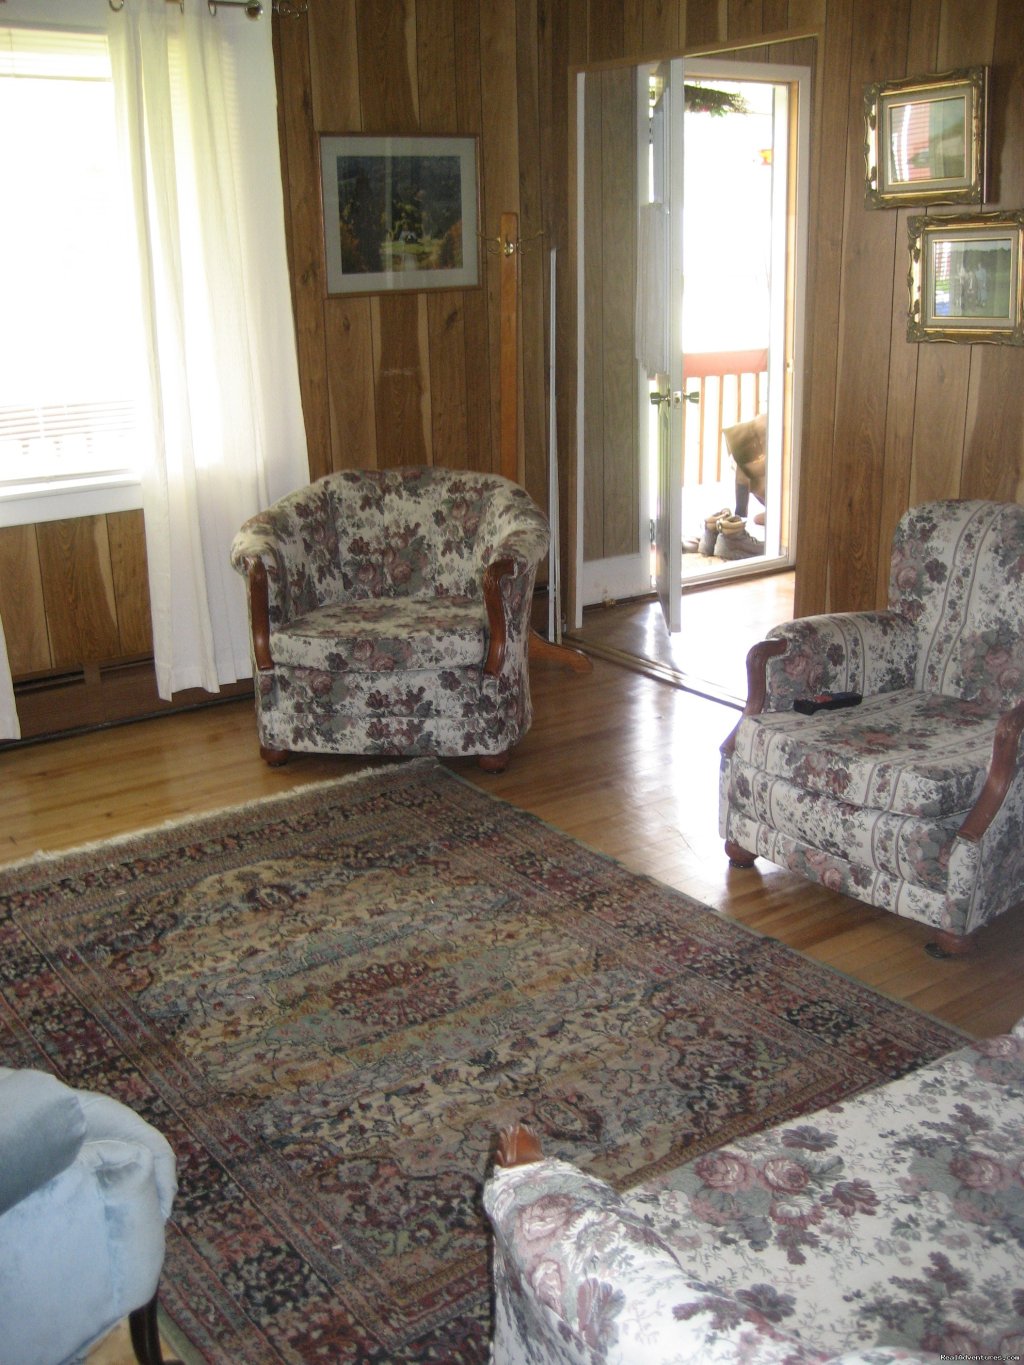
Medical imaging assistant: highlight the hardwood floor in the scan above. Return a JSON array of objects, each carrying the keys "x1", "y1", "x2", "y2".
[
  {"x1": 5, "y1": 648, "x2": 1023, "y2": 1042},
  {"x1": 567, "y1": 569, "x2": 795, "y2": 704},
  {"x1": 7, "y1": 647, "x2": 1022, "y2": 1364}
]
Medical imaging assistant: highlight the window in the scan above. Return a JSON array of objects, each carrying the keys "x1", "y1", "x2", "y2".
[{"x1": 0, "y1": 24, "x2": 146, "y2": 524}]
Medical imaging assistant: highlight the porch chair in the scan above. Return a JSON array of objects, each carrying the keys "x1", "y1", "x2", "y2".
[
  {"x1": 230, "y1": 467, "x2": 549, "y2": 771},
  {"x1": 720, "y1": 499, "x2": 1024, "y2": 955},
  {"x1": 0, "y1": 1066, "x2": 178, "y2": 1365}
]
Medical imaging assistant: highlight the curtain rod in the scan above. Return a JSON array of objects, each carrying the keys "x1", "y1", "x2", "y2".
[{"x1": 108, "y1": 0, "x2": 309, "y2": 15}]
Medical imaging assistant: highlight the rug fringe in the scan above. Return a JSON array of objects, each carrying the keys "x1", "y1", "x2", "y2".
[{"x1": 2, "y1": 757, "x2": 438, "y2": 872}]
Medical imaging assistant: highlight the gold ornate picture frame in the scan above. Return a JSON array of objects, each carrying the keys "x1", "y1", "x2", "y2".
[
  {"x1": 865, "y1": 67, "x2": 988, "y2": 208},
  {"x1": 908, "y1": 211, "x2": 1024, "y2": 345}
]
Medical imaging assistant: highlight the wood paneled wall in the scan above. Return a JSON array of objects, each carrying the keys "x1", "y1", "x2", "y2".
[
  {"x1": 582, "y1": 65, "x2": 640, "y2": 562},
  {"x1": 0, "y1": 511, "x2": 151, "y2": 680},
  {"x1": 274, "y1": 0, "x2": 1024, "y2": 623},
  {"x1": 273, "y1": 0, "x2": 559, "y2": 513}
]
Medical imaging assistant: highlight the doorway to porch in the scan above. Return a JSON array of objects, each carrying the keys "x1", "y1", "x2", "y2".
[{"x1": 571, "y1": 41, "x2": 813, "y2": 687}]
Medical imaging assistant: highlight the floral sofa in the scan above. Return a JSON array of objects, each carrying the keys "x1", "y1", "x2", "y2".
[
  {"x1": 485, "y1": 1017, "x2": 1024, "y2": 1364},
  {"x1": 719, "y1": 499, "x2": 1024, "y2": 956},
  {"x1": 230, "y1": 467, "x2": 549, "y2": 770}
]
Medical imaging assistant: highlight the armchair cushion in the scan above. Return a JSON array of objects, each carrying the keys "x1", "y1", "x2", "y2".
[
  {"x1": 731, "y1": 689, "x2": 1000, "y2": 818},
  {"x1": 271, "y1": 595, "x2": 486, "y2": 672}
]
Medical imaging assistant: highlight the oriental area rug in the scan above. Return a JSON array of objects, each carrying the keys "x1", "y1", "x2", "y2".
[{"x1": 0, "y1": 760, "x2": 964, "y2": 1363}]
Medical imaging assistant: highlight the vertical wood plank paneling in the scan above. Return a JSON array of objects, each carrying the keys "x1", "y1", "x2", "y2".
[
  {"x1": 418, "y1": 0, "x2": 472, "y2": 472},
  {"x1": 873, "y1": 2, "x2": 939, "y2": 602},
  {"x1": 906, "y1": 1, "x2": 995, "y2": 507},
  {"x1": 685, "y1": 0, "x2": 726, "y2": 47},
  {"x1": 828, "y1": 3, "x2": 909, "y2": 613},
  {"x1": 583, "y1": 74, "x2": 606, "y2": 559},
  {"x1": 309, "y1": 0, "x2": 361, "y2": 130},
  {"x1": 277, "y1": 14, "x2": 332, "y2": 481},
  {"x1": 325, "y1": 298, "x2": 379, "y2": 469},
  {"x1": 960, "y1": 0, "x2": 1024, "y2": 503},
  {"x1": 452, "y1": 1, "x2": 493, "y2": 473},
  {"x1": 0, "y1": 526, "x2": 50, "y2": 676},
  {"x1": 372, "y1": 295, "x2": 431, "y2": 465},
  {"x1": 416, "y1": 0, "x2": 457, "y2": 130},
  {"x1": 479, "y1": 7, "x2": 521, "y2": 474},
  {"x1": 601, "y1": 66, "x2": 639, "y2": 557},
  {"x1": 262, "y1": 0, "x2": 1024, "y2": 639},
  {"x1": 642, "y1": 0, "x2": 682, "y2": 54},
  {"x1": 589, "y1": 0, "x2": 627, "y2": 62},
  {"x1": 792, "y1": 0, "x2": 853, "y2": 616},
  {"x1": 727, "y1": 0, "x2": 764, "y2": 41},
  {"x1": 37, "y1": 518, "x2": 119, "y2": 669},
  {"x1": 786, "y1": 0, "x2": 825, "y2": 27},
  {"x1": 357, "y1": 0, "x2": 419, "y2": 131},
  {"x1": 516, "y1": 0, "x2": 550, "y2": 501},
  {"x1": 106, "y1": 511, "x2": 152, "y2": 658}
]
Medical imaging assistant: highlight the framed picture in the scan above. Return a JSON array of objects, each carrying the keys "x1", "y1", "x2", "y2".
[
  {"x1": 319, "y1": 134, "x2": 480, "y2": 295},
  {"x1": 864, "y1": 67, "x2": 988, "y2": 208},
  {"x1": 907, "y1": 212, "x2": 1024, "y2": 344}
]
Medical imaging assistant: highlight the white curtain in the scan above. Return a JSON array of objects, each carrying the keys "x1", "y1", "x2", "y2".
[{"x1": 108, "y1": 0, "x2": 309, "y2": 699}]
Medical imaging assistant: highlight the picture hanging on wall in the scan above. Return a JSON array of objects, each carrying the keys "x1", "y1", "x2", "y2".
[
  {"x1": 907, "y1": 211, "x2": 1024, "y2": 345},
  {"x1": 865, "y1": 67, "x2": 988, "y2": 208},
  {"x1": 319, "y1": 134, "x2": 480, "y2": 295}
]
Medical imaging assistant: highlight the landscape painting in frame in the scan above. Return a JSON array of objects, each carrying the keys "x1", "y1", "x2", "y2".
[
  {"x1": 908, "y1": 212, "x2": 1024, "y2": 345},
  {"x1": 320, "y1": 135, "x2": 479, "y2": 295}
]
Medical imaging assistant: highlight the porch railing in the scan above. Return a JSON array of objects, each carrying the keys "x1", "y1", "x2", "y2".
[{"x1": 681, "y1": 348, "x2": 767, "y2": 486}]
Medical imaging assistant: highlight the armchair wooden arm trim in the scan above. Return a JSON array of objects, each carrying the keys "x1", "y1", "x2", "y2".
[
  {"x1": 244, "y1": 555, "x2": 274, "y2": 674},
  {"x1": 495, "y1": 1122, "x2": 544, "y2": 1168},
  {"x1": 721, "y1": 637, "x2": 788, "y2": 757},
  {"x1": 483, "y1": 557, "x2": 516, "y2": 677},
  {"x1": 958, "y1": 699, "x2": 1024, "y2": 843}
]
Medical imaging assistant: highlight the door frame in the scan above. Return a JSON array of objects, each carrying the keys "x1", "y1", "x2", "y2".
[{"x1": 569, "y1": 38, "x2": 815, "y2": 632}]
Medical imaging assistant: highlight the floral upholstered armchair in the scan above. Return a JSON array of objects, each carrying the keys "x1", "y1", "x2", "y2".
[
  {"x1": 484, "y1": 1019, "x2": 1024, "y2": 1365},
  {"x1": 720, "y1": 499, "x2": 1024, "y2": 956},
  {"x1": 230, "y1": 468, "x2": 549, "y2": 771}
]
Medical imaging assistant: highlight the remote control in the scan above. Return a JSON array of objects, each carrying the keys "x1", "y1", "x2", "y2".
[{"x1": 793, "y1": 692, "x2": 862, "y2": 715}]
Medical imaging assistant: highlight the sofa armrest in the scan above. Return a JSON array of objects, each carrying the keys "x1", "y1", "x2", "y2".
[
  {"x1": 485, "y1": 1156, "x2": 819, "y2": 1365},
  {"x1": 0, "y1": 1068, "x2": 86, "y2": 1216},
  {"x1": 474, "y1": 481, "x2": 550, "y2": 578},
  {"x1": 758, "y1": 612, "x2": 918, "y2": 713}
]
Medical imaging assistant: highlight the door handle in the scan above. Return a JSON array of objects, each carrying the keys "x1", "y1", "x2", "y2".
[{"x1": 650, "y1": 390, "x2": 698, "y2": 408}]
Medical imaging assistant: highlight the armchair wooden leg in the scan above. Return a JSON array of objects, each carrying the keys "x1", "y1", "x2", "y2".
[
  {"x1": 478, "y1": 750, "x2": 511, "y2": 773},
  {"x1": 129, "y1": 1293, "x2": 179, "y2": 1365},
  {"x1": 259, "y1": 744, "x2": 289, "y2": 767},
  {"x1": 725, "y1": 839, "x2": 757, "y2": 868},
  {"x1": 925, "y1": 929, "x2": 974, "y2": 959}
]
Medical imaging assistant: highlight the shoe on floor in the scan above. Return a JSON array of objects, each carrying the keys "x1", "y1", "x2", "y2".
[
  {"x1": 714, "y1": 525, "x2": 764, "y2": 559},
  {"x1": 699, "y1": 507, "x2": 731, "y2": 556}
]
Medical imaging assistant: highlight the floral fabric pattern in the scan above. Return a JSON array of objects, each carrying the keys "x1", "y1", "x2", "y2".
[
  {"x1": 721, "y1": 500, "x2": 1024, "y2": 939},
  {"x1": 485, "y1": 1025, "x2": 1024, "y2": 1365},
  {"x1": 230, "y1": 468, "x2": 549, "y2": 759}
]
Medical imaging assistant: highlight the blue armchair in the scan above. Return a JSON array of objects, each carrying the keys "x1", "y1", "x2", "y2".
[{"x1": 0, "y1": 1067, "x2": 177, "y2": 1365}]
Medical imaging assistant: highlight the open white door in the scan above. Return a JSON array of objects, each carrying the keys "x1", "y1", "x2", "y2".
[{"x1": 650, "y1": 58, "x2": 684, "y2": 633}]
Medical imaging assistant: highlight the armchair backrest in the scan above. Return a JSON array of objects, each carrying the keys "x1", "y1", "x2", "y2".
[
  {"x1": 890, "y1": 499, "x2": 1024, "y2": 710},
  {"x1": 324, "y1": 467, "x2": 533, "y2": 601}
]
